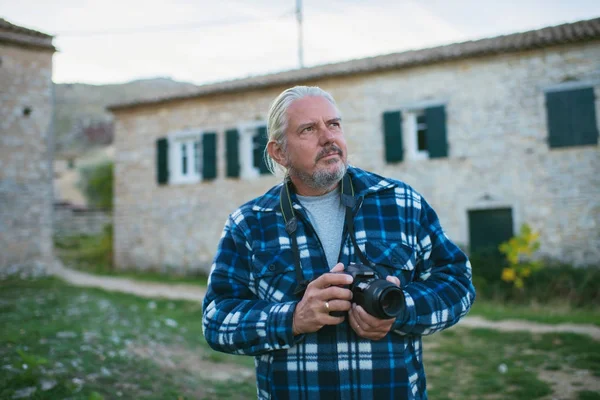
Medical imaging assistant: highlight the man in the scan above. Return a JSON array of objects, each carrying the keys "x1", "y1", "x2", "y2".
[{"x1": 202, "y1": 86, "x2": 475, "y2": 399}]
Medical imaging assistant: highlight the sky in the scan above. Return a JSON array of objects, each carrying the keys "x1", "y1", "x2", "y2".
[{"x1": 2, "y1": 0, "x2": 599, "y2": 86}]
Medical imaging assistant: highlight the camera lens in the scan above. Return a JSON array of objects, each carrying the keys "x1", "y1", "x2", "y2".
[
  {"x1": 379, "y1": 286, "x2": 404, "y2": 317},
  {"x1": 361, "y1": 279, "x2": 404, "y2": 319}
]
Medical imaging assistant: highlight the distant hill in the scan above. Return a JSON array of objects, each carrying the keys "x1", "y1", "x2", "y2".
[{"x1": 54, "y1": 77, "x2": 199, "y2": 156}]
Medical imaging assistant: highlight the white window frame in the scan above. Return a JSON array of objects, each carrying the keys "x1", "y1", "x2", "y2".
[
  {"x1": 396, "y1": 99, "x2": 446, "y2": 161},
  {"x1": 236, "y1": 121, "x2": 268, "y2": 180},
  {"x1": 168, "y1": 129, "x2": 203, "y2": 184}
]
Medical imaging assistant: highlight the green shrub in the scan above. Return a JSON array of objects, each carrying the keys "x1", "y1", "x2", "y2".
[
  {"x1": 499, "y1": 224, "x2": 542, "y2": 289},
  {"x1": 78, "y1": 161, "x2": 113, "y2": 210},
  {"x1": 54, "y1": 224, "x2": 113, "y2": 272},
  {"x1": 472, "y1": 260, "x2": 600, "y2": 307}
]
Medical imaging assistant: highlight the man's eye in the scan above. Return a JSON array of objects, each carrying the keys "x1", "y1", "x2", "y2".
[{"x1": 303, "y1": 126, "x2": 314, "y2": 132}]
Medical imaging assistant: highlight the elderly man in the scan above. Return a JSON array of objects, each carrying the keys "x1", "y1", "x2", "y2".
[{"x1": 202, "y1": 86, "x2": 475, "y2": 399}]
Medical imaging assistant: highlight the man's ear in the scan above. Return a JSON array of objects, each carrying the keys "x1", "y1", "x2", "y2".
[{"x1": 267, "y1": 141, "x2": 288, "y2": 168}]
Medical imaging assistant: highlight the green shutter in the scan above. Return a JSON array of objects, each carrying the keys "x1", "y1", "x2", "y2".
[
  {"x1": 202, "y1": 132, "x2": 217, "y2": 181},
  {"x1": 425, "y1": 105, "x2": 448, "y2": 158},
  {"x1": 225, "y1": 128, "x2": 240, "y2": 178},
  {"x1": 253, "y1": 126, "x2": 270, "y2": 175},
  {"x1": 156, "y1": 137, "x2": 169, "y2": 185},
  {"x1": 546, "y1": 90, "x2": 573, "y2": 148},
  {"x1": 547, "y1": 87, "x2": 599, "y2": 148},
  {"x1": 383, "y1": 111, "x2": 403, "y2": 163}
]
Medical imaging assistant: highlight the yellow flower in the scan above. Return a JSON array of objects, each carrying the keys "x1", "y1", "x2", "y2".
[{"x1": 502, "y1": 268, "x2": 516, "y2": 282}]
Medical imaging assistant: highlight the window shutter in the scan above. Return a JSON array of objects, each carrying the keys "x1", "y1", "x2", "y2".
[
  {"x1": 156, "y1": 137, "x2": 169, "y2": 185},
  {"x1": 425, "y1": 105, "x2": 448, "y2": 158},
  {"x1": 383, "y1": 111, "x2": 403, "y2": 163},
  {"x1": 571, "y1": 88, "x2": 598, "y2": 146},
  {"x1": 547, "y1": 87, "x2": 599, "y2": 148},
  {"x1": 546, "y1": 90, "x2": 573, "y2": 148},
  {"x1": 253, "y1": 126, "x2": 270, "y2": 175},
  {"x1": 202, "y1": 132, "x2": 217, "y2": 181},
  {"x1": 225, "y1": 128, "x2": 240, "y2": 178}
]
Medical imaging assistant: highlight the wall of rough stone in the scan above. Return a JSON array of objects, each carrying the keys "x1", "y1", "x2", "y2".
[
  {"x1": 112, "y1": 42, "x2": 600, "y2": 274},
  {"x1": 0, "y1": 43, "x2": 55, "y2": 277},
  {"x1": 53, "y1": 203, "x2": 112, "y2": 237}
]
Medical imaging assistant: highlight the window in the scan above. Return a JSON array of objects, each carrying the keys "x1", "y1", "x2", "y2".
[
  {"x1": 155, "y1": 131, "x2": 217, "y2": 185},
  {"x1": 173, "y1": 136, "x2": 202, "y2": 183},
  {"x1": 226, "y1": 122, "x2": 269, "y2": 179},
  {"x1": 382, "y1": 104, "x2": 448, "y2": 163},
  {"x1": 545, "y1": 86, "x2": 598, "y2": 148}
]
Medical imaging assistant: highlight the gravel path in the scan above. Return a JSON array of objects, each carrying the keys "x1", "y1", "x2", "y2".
[{"x1": 51, "y1": 263, "x2": 600, "y2": 340}]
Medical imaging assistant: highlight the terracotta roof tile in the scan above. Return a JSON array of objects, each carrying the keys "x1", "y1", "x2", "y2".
[
  {"x1": 0, "y1": 18, "x2": 55, "y2": 51},
  {"x1": 108, "y1": 16, "x2": 600, "y2": 111}
]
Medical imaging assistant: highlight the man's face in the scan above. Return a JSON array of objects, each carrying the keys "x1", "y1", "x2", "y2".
[{"x1": 283, "y1": 96, "x2": 348, "y2": 195}]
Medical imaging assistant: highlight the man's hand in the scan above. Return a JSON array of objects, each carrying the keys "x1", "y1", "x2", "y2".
[
  {"x1": 292, "y1": 263, "x2": 353, "y2": 335},
  {"x1": 348, "y1": 275, "x2": 401, "y2": 340}
]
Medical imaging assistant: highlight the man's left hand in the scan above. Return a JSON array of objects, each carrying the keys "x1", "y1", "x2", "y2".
[{"x1": 348, "y1": 275, "x2": 401, "y2": 340}]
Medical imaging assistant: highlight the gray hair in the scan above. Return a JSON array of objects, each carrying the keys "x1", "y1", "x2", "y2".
[{"x1": 264, "y1": 86, "x2": 339, "y2": 175}]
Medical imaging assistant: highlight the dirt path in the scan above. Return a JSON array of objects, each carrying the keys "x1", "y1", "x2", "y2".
[
  {"x1": 51, "y1": 262, "x2": 206, "y2": 302},
  {"x1": 51, "y1": 262, "x2": 600, "y2": 340}
]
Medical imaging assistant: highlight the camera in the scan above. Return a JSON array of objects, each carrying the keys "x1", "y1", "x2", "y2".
[{"x1": 331, "y1": 263, "x2": 405, "y2": 319}]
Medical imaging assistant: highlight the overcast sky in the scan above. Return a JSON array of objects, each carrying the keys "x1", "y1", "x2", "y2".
[{"x1": 2, "y1": 0, "x2": 599, "y2": 86}]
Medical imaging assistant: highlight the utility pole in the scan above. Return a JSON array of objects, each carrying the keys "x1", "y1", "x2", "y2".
[{"x1": 296, "y1": 0, "x2": 304, "y2": 68}]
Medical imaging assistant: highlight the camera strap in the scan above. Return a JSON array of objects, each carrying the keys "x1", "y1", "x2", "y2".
[{"x1": 279, "y1": 172, "x2": 369, "y2": 296}]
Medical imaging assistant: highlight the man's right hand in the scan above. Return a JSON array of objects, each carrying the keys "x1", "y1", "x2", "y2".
[{"x1": 292, "y1": 263, "x2": 354, "y2": 335}]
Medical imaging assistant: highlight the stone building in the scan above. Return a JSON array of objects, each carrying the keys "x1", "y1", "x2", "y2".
[
  {"x1": 0, "y1": 19, "x2": 56, "y2": 277},
  {"x1": 109, "y1": 18, "x2": 600, "y2": 275}
]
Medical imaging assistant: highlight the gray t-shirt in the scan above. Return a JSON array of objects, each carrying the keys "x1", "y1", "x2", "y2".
[{"x1": 296, "y1": 188, "x2": 346, "y2": 269}]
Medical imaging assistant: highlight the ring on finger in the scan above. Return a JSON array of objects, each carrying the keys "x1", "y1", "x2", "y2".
[{"x1": 324, "y1": 301, "x2": 330, "y2": 313}]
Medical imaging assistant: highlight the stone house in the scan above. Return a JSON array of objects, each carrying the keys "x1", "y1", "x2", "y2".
[
  {"x1": 0, "y1": 19, "x2": 56, "y2": 277},
  {"x1": 109, "y1": 18, "x2": 600, "y2": 275}
]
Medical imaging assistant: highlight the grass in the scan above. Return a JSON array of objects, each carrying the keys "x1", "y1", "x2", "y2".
[
  {"x1": 54, "y1": 232, "x2": 209, "y2": 286},
  {"x1": 424, "y1": 327, "x2": 600, "y2": 399},
  {"x1": 469, "y1": 299, "x2": 600, "y2": 326},
  {"x1": 2, "y1": 278, "x2": 600, "y2": 399},
  {"x1": 0, "y1": 278, "x2": 253, "y2": 400}
]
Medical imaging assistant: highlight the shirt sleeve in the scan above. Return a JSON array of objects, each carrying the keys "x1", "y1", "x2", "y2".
[
  {"x1": 393, "y1": 196, "x2": 476, "y2": 336},
  {"x1": 202, "y1": 215, "x2": 300, "y2": 356}
]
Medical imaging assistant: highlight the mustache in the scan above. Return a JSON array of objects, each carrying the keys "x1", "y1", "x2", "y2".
[{"x1": 316, "y1": 145, "x2": 343, "y2": 161}]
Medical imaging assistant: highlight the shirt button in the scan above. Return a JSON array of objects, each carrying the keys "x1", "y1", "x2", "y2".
[
  {"x1": 268, "y1": 264, "x2": 276, "y2": 272},
  {"x1": 392, "y1": 257, "x2": 399, "y2": 264}
]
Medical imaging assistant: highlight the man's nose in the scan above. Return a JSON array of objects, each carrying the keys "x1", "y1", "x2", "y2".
[{"x1": 318, "y1": 124, "x2": 335, "y2": 144}]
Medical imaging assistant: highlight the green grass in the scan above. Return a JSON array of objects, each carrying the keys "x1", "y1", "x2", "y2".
[
  {"x1": 0, "y1": 278, "x2": 253, "y2": 400},
  {"x1": 3, "y1": 278, "x2": 599, "y2": 400},
  {"x1": 424, "y1": 327, "x2": 600, "y2": 399},
  {"x1": 54, "y1": 232, "x2": 209, "y2": 286},
  {"x1": 469, "y1": 300, "x2": 600, "y2": 326}
]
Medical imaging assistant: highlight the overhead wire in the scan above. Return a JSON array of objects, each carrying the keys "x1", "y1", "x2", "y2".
[{"x1": 53, "y1": 9, "x2": 296, "y2": 37}]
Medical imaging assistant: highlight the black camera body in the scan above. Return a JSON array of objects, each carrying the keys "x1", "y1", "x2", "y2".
[{"x1": 331, "y1": 263, "x2": 405, "y2": 319}]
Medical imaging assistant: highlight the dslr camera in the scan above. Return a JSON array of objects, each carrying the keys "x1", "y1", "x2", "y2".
[{"x1": 331, "y1": 263, "x2": 405, "y2": 319}]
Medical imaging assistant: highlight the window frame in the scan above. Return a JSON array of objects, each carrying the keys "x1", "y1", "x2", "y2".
[
  {"x1": 236, "y1": 121, "x2": 269, "y2": 179},
  {"x1": 386, "y1": 99, "x2": 447, "y2": 162},
  {"x1": 168, "y1": 129, "x2": 203, "y2": 185}
]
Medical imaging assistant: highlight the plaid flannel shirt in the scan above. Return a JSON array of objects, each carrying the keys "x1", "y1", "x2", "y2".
[{"x1": 202, "y1": 166, "x2": 475, "y2": 400}]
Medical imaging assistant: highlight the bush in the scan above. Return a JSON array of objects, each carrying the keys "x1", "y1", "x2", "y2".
[
  {"x1": 78, "y1": 161, "x2": 113, "y2": 210},
  {"x1": 471, "y1": 258, "x2": 600, "y2": 307},
  {"x1": 54, "y1": 224, "x2": 113, "y2": 272}
]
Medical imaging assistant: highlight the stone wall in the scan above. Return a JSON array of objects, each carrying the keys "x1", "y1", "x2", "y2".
[
  {"x1": 53, "y1": 203, "x2": 112, "y2": 237},
  {"x1": 0, "y1": 39, "x2": 55, "y2": 277},
  {"x1": 112, "y1": 42, "x2": 600, "y2": 274}
]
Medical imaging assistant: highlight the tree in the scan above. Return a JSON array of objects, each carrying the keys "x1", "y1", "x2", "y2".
[{"x1": 78, "y1": 161, "x2": 113, "y2": 210}]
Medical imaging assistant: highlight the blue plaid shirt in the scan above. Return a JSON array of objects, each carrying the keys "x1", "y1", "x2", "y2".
[{"x1": 202, "y1": 166, "x2": 475, "y2": 400}]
